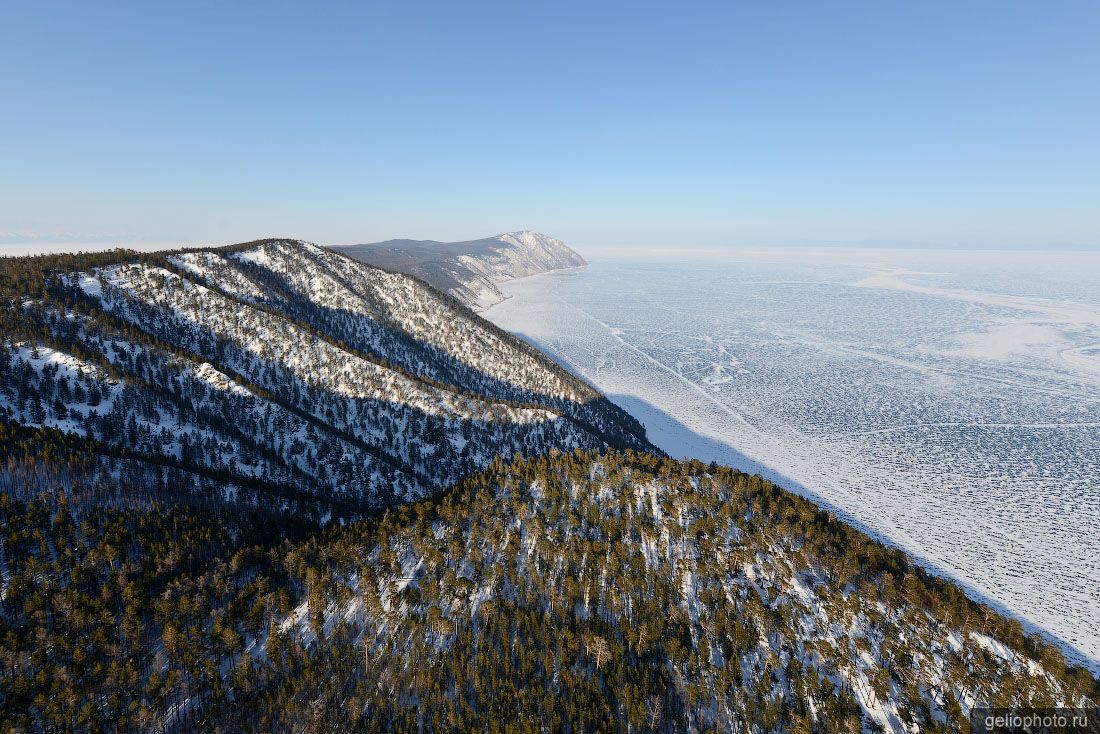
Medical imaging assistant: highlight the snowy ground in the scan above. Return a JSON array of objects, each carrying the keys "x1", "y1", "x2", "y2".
[{"x1": 485, "y1": 247, "x2": 1100, "y2": 674}]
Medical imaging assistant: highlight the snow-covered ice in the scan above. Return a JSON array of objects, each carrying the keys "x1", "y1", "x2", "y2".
[{"x1": 485, "y1": 247, "x2": 1100, "y2": 673}]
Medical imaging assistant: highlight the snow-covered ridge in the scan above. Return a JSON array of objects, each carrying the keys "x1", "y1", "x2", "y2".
[
  {"x1": 334, "y1": 230, "x2": 587, "y2": 311},
  {"x1": 2, "y1": 239, "x2": 648, "y2": 517}
]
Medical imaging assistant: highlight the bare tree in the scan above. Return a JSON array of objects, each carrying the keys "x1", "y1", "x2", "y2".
[{"x1": 586, "y1": 635, "x2": 611, "y2": 670}]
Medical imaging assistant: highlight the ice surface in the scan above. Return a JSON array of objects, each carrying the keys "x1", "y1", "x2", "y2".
[{"x1": 485, "y1": 248, "x2": 1100, "y2": 673}]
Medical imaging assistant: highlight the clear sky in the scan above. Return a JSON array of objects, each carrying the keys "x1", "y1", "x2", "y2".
[{"x1": 2, "y1": 0, "x2": 1098, "y2": 251}]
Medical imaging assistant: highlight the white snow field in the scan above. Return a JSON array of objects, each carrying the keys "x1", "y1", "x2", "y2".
[{"x1": 485, "y1": 247, "x2": 1100, "y2": 673}]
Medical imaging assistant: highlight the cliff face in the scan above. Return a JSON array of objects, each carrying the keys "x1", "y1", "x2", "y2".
[{"x1": 335, "y1": 230, "x2": 586, "y2": 310}]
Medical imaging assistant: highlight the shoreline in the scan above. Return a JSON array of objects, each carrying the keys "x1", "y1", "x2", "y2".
[{"x1": 483, "y1": 261, "x2": 1100, "y2": 676}]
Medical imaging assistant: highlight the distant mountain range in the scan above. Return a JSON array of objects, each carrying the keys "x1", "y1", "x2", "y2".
[{"x1": 334, "y1": 230, "x2": 586, "y2": 310}]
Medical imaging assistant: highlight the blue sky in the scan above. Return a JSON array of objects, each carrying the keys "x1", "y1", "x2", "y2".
[{"x1": 2, "y1": 0, "x2": 1098, "y2": 251}]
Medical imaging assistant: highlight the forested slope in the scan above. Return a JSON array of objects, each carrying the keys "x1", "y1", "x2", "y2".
[
  {"x1": 1, "y1": 451, "x2": 1095, "y2": 732},
  {"x1": 0, "y1": 240, "x2": 647, "y2": 518},
  {"x1": 1, "y1": 242, "x2": 1096, "y2": 733}
]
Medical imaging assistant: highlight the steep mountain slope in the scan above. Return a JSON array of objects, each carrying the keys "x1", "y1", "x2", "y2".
[
  {"x1": 2, "y1": 451, "x2": 1094, "y2": 732},
  {"x1": 0, "y1": 240, "x2": 647, "y2": 519},
  {"x1": 242, "y1": 451, "x2": 1097, "y2": 733},
  {"x1": 335, "y1": 230, "x2": 586, "y2": 310},
  {"x1": 2, "y1": 241, "x2": 1096, "y2": 734}
]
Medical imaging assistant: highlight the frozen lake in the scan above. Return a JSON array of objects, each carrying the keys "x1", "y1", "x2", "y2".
[{"x1": 485, "y1": 248, "x2": 1100, "y2": 672}]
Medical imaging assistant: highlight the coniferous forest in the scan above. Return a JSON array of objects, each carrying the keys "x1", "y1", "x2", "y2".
[{"x1": 1, "y1": 242, "x2": 1097, "y2": 732}]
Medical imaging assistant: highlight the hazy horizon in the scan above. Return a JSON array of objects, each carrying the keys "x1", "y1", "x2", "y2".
[{"x1": 4, "y1": 238, "x2": 1100, "y2": 260}]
